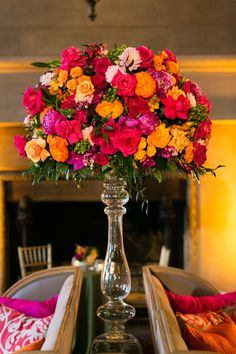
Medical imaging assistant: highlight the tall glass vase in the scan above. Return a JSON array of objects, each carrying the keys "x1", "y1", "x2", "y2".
[{"x1": 89, "y1": 172, "x2": 143, "y2": 354}]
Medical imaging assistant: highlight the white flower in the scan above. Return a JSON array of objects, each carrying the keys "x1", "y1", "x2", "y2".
[
  {"x1": 105, "y1": 65, "x2": 121, "y2": 83},
  {"x1": 186, "y1": 92, "x2": 196, "y2": 108},
  {"x1": 24, "y1": 114, "x2": 31, "y2": 126},
  {"x1": 119, "y1": 47, "x2": 141, "y2": 71},
  {"x1": 40, "y1": 72, "x2": 56, "y2": 86}
]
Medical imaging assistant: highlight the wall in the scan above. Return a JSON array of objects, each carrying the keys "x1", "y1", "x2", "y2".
[
  {"x1": 0, "y1": 0, "x2": 236, "y2": 121},
  {"x1": 199, "y1": 121, "x2": 236, "y2": 291}
]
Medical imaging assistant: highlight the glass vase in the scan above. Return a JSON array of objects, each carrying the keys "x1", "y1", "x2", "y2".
[{"x1": 89, "y1": 172, "x2": 143, "y2": 354}]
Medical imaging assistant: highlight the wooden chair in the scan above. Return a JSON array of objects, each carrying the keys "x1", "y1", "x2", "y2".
[{"x1": 17, "y1": 244, "x2": 52, "y2": 278}]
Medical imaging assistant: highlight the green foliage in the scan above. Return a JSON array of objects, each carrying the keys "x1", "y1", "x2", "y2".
[{"x1": 31, "y1": 60, "x2": 60, "y2": 69}]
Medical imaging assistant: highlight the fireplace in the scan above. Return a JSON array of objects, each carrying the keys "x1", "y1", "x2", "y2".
[{"x1": 5, "y1": 178, "x2": 187, "y2": 288}]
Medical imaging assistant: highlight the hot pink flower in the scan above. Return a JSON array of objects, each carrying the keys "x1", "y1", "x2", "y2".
[
  {"x1": 22, "y1": 87, "x2": 45, "y2": 116},
  {"x1": 113, "y1": 127, "x2": 141, "y2": 157},
  {"x1": 67, "y1": 151, "x2": 85, "y2": 170},
  {"x1": 197, "y1": 95, "x2": 212, "y2": 113},
  {"x1": 193, "y1": 142, "x2": 207, "y2": 166},
  {"x1": 137, "y1": 46, "x2": 154, "y2": 68},
  {"x1": 60, "y1": 47, "x2": 87, "y2": 70},
  {"x1": 142, "y1": 157, "x2": 155, "y2": 169},
  {"x1": 182, "y1": 80, "x2": 202, "y2": 97},
  {"x1": 138, "y1": 113, "x2": 159, "y2": 134},
  {"x1": 42, "y1": 110, "x2": 64, "y2": 135},
  {"x1": 111, "y1": 72, "x2": 137, "y2": 97},
  {"x1": 14, "y1": 135, "x2": 27, "y2": 158},
  {"x1": 194, "y1": 118, "x2": 212, "y2": 141},
  {"x1": 162, "y1": 95, "x2": 190, "y2": 120}
]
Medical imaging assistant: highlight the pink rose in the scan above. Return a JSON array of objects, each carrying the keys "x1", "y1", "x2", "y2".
[
  {"x1": 111, "y1": 72, "x2": 137, "y2": 97},
  {"x1": 42, "y1": 110, "x2": 64, "y2": 135},
  {"x1": 22, "y1": 87, "x2": 45, "y2": 116},
  {"x1": 60, "y1": 47, "x2": 87, "y2": 70},
  {"x1": 55, "y1": 119, "x2": 82, "y2": 144},
  {"x1": 193, "y1": 142, "x2": 207, "y2": 166},
  {"x1": 124, "y1": 96, "x2": 149, "y2": 119},
  {"x1": 61, "y1": 95, "x2": 77, "y2": 109},
  {"x1": 112, "y1": 127, "x2": 141, "y2": 157},
  {"x1": 137, "y1": 46, "x2": 154, "y2": 68},
  {"x1": 14, "y1": 135, "x2": 27, "y2": 158},
  {"x1": 93, "y1": 153, "x2": 109, "y2": 166},
  {"x1": 73, "y1": 109, "x2": 88, "y2": 123},
  {"x1": 194, "y1": 119, "x2": 212, "y2": 141},
  {"x1": 92, "y1": 74, "x2": 107, "y2": 89}
]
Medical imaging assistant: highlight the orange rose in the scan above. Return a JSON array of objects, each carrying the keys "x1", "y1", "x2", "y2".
[
  {"x1": 111, "y1": 100, "x2": 124, "y2": 119},
  {"x1": 66, "y1": 79, "x2": 77, "y2": 92},
  {"x1": 25, "y1": 138, "x2": 50, "y2": 163},
  {"x1": 147, "y1": 123, "x2": 171, "y2": 148},
  {"x1": 75, "y1": 75, "x2": 94, "y2": 103},
  {"x1": 135, "y1": 72, "x2": 156, "y2": 98},
  {"x1": 47, "y1": 135, "x2": 69, "y2": 162},
  {"x1": 167, "y1": 61, "x2": 179, "y2": 74},
  {"x1": 95, "y1": 100, "x2": 113, "y2": 118},
  {"x1": 70, "y1": 66, "x2": 83, "y2": 78}
]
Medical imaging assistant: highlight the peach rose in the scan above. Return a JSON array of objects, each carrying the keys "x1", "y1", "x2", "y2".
[
  {"x1": 25, "y1": 138, "x2": 50, "y2": 163},
  {"x1": 75, "y1": 75, "x2": 95, "y2": 103},
  {"x1": 58, "y1": 70, "x2": 68, "y2": 86},
  {"x1": 135, "y1": 72, "x2": 156, "y2": 98},
  {"x1": 66, "y1": 79, "x2": 77, "y2": 92},
  {"x1": 47, "y1": 135, "x2": 69, "y2": 162}
]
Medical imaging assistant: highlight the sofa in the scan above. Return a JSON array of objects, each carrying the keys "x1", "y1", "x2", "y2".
[
  {"x1": 143, "y1": 265, "x2": 223, "y2": 354},
  {"x1": 2, "y1": 265, "x2": 82, "y2": 354}
]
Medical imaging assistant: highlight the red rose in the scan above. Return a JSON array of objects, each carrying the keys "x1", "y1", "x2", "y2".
[
  {"x1": 194, "y1": 119, "x2": 212, "y2": 141},
  {"x1": 93, "y1": 153, "x2": 109, "y2": 166},
  {"x1": 112, "y1": 127, "x2": 141, "y2": 157},
  {"x1": 14, "y1": 135, "x2": 27, "y2": 158},
  {"x1": 137, "y1": 46, "x2": 154, "y2": 68},
  {"x1": 94, "y1": 57, "x2": 111, "y2": 75},
  {"x1": 22, "y1": 87, "x2": 45, "y2": 116},
  {"x1": 124, "y1": 96, "x2": 149, "y2": 119},
  {"x1": 193, "y1": 142, "x2": 207, "y2": 166},
  {"x1": 111, "y1": 72, "x2": 137, "y2": 97}
]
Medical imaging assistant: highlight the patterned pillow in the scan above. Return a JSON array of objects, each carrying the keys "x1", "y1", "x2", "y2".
[
  {"x1": 0, "y1": 303, "x2": 52, "y2": 354},
  {"x1": 166, "y1": 289, "x2": 236, "y2": 314},
  {"x1": 176, "y1": 311, "x2": 236, "y2": 353}
]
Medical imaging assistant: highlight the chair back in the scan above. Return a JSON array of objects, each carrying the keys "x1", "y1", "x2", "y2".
[{"x1": 18, "y1": 244, "x2": 52, "y2": 278}]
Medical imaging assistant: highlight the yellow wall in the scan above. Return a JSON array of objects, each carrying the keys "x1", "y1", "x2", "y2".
[{"x1": 199, "y1": 120, "x2": 236, "y2": 291}]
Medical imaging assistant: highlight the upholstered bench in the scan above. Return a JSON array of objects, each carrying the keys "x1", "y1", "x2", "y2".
[
  {"x1": 3, "y1": 266, "x2": 82, "y2": 354},
  {"x1": 143, "y1": 265, "x2": 236, "y2": 354}
]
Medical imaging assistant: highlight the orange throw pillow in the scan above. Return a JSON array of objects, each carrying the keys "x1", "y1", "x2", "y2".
[
  {"x1": 14, "y1": 338, "x2": 45, "y2": 352},
  {"x1": 177, "y1": 312, "x2": 236, "y2": 353}
]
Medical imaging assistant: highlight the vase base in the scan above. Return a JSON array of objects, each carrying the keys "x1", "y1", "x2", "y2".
[{"x1": 89, "y1": 332, "x2": 143, "y2": 354}]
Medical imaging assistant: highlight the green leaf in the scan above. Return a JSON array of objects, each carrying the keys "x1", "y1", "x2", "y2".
[
  {"x1": 104, "y1": 125, "x2": 114, "y2": 131},
  {"x1": 31, "y1": 62, "x2": 52, "y2": 68},
  {"x1": 153, "y1": 169, "x2": 162, "y2": 183}
]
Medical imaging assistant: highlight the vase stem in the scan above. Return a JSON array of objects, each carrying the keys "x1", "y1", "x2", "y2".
[{"x1": 97, "y1": 172, "x2": 135, "y2": 339}]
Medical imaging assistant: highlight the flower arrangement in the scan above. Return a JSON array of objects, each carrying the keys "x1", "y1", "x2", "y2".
[
  {"x1": 14, "y1": 43, "x2": 219, "y2": 198},
  {"x1": 74, "y1": 244, "x2": 98, "y2": 265}
]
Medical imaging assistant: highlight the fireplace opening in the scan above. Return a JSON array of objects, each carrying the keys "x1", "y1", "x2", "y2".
[{"x1": 6, "y1": 185, "x2": 187, "y2": 288}]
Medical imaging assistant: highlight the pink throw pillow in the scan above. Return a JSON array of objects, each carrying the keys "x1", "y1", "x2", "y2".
[
  {"x1": 166, "y1": 290, "x2": 236, "y2": 314},
  {"x1": 0, "y1": 295, "x2": 58, "y2": 318},
  {"x1": 0, "y1": 304, "x2": 52, "y2": 354}
]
